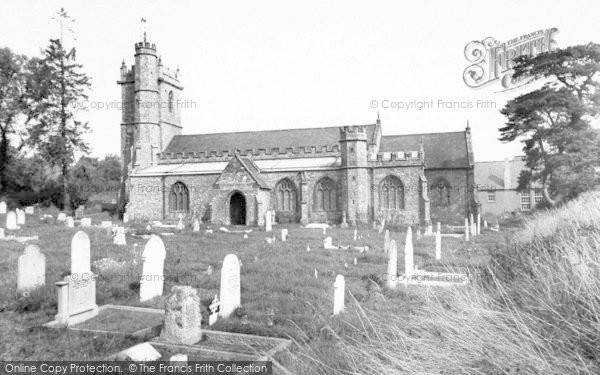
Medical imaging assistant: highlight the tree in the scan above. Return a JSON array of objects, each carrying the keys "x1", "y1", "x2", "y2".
[
  {"x1": 26, "y1": 33, "x2": 91, "y2": 210},
  {"x1": 500, "y1": 43, "x2": 600, "y2": 206},
  {"x1": 0, "y1": 48, "x2": 28, "y2": 195}
]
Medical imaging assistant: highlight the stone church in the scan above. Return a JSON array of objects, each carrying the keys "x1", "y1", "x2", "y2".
[{"x1": 119, "y1": 40, "x2": 478, "y2": 226}]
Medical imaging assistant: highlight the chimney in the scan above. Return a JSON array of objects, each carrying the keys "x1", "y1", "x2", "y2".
[{"x1": 503, "y1": 158, "x2": 511, "y2": 189}]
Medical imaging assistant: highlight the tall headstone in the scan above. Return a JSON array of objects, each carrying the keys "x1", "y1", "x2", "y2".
[
  {"x1": 281, "y1": 228, "x2": 288, "y2": 242},
  {"x1": 435, "y1": 231, "x2": 442, "y2": 260},
  {"x1": 16, "y1": 209, "x2": 25, "y2": 225},
  {"x1": 340, "y1": 211, "x2": 349, "y2": 228},
  {"x1": 477, "y1": 213, "x2": 481, "y2": 235},
  {"x1": 470, "y1": 213, "x2": 476, "y2": 236},
  {"x1": 333, "y1": 275, "x2": 345, "y2": 315},
  {"x1": 0, "y1": 201, "x2": 6, "y2": 214},
  {"x1": 353, "y1": 229, "x2": 358, "y2": 241},
  {"x1": 66, "y1": 216, "x2": 75, "y2": 228},
  {"x1": 192, "y1": 218, "x2": 200, "y2": 232},
  {"x1": 71, "y1": 231, "x2": 91, "y2": 276},
  {"x1": 404, "y1": 227, "x2": 414, "y2": 276},
  {"x1": 384, "y1": 230, "x2": 390, "y2": 253},
  {"x1": 160, "y1": 286, "x2": 202, "y2": 345},
  {"x1": 17, "y1": 245, "x2": 46, "y2": 291},
  {"x1": 437, "y1": 222, "x2": 441, "y2": 233},
  {"x1": 114, "y1": 227, "x2": 126, "y2": 246},
  {"x1": 265, "y1": 211, "x2": 272, "y2": 232},
  {"x1": 386, "y1": 239, "x2": 397, "y2": 288},
  {"x1": 140, "y1": 235, "x2": 167, "y2": 302},
  {"x1": 6, "y1": 211, "x2": 17, "y2": 230},
  {"x1": 464, "y1": 217, "x2": 470, "y2": 241},
  {"x1": 219, "y1": 254, "x2": 241, "y2": 318}
]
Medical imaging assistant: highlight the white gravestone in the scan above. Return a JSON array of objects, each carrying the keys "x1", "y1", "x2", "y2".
[
  {"x1": 384, "y1": 230, "x2": 390, "y2": 253},
  {"x1": 404, "y1": 227, "x2": 414, "y2": 276},
  {"x1": 219, "y1": 254, "x2": 241, "y2": 319},
  {"x1": 57, "y1": 212, "x2": 66, "y2": 222},
  {"x1": 333, "y1": 275, "x2": 345, "y2": 315},
  {"x1": 265, "y1": 211, "x2": 272, "y2": 232},
  {"x1": 71, "y1": 231, "x2": 91, "y2": 276},
  {"x1": 470, "y1": 214, "x2": 476, "y2": 236},
  {"x1": 16, "y1": 209, "x2": 25, "y2": 225},
  {"x1": 114, "y1": 227, "x2": 126, "y2": 246},
  {"x1": 25, "y1": 206, "x2": 34, "y2": 215},
  {"x1": 484, "y1": 220, "x2": 488, "y2": 229},
  {"x1": 6, "y1": 211, "x2": 17, "y2": 230},
  {"x1": 386, "y1": 239, "x2": 398, "y2": 288},
  {"x1": 80, "y1": 218, "x2": 91, "y2": 227},
  {"x1": 193, "y1": 218, "x2": 200, "y2": 232},
  {"x1": 139, "y1": 235, "x2": 167, "y2": 302},
  {"x1": 281, "y1": 228, "x2": 288, "y2": 242},
  {"x1": 17, "y1": 245, "x2": 46, "y2": 291},
  {"x1": 0, "y1": 228, "x2": 4, "y2": 238},
  {"x1": 0, "y1": 201, "x2": 6, "y2": 214},
  {"x1": 435, "y1": 231, "x2": 442, "y2": 260},
  {"x1": 176, "y1": 217, "x2": 185, "y2": 231},
  {"x1": 101, "y1": 221, "x2": 112, "y2": 228},
  {"x1": 66, "y1": 216, "x2": 74, "y2": 228},
  {"x1": 353, "y1": 229, "x2": 357, "y2": 241},
  {"x1": 464, "y1": 217, "x2": 469, "y2": 241},
  {"x1": 323, "y1": 237, "x2": 336, "y2": 250},
  {"x1": 477, "y1": 213, "x2": 481, "y2": 235}
]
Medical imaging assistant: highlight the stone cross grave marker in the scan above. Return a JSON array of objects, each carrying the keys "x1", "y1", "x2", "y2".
[
  {"x1": 209, "y1": 294, "x2": 220, "y2": 326},
  {"x1": 160, "y1": 286, "x2": 202, "y2": 345},
  {"x1": 16, "y1": 209, "x2": 25, "y2": 225},
  {"x1": 435, "y1": 231, "x2": 442, "y2": 260},
  {"x1": 17, "y1": 245, "x2": 46, "y2": 291},
  {"x1": 404, "y1": 227, "x2": 414, "y2": 276},
  {"x1": 386, "y1": 239, "x2": 397, "y2": 288},
  {"x1": 265, "y1": 211, "x2": 272, "y2": 232},
  {"x1": 6, "y1": 211, "x2": 17, "y2": 230},
  {"x1": 140, "y1": 235, "x2": 167, "y2": 302},
  {"x1": 333, "y1": 275, "x2": 345, "y2": 315},
  {"x1": 0, "y1": 201, "x2": 6, "y2": 214},
  {"x1": 219, "y1": 254, "x2": 241, "y2": 318},
  {"x1": 66, "y1": 216, "x2": 75, "y2": 228}
]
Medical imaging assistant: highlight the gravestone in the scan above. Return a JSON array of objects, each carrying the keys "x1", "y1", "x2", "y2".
[
  {"x1": 484, "y1": 220, "x2": 488, "y2": 229},
  {"x1": 404, "y1": 227, "x2": 414, "y2": 276},
  {"x1": 17, "y1": 245, "x2": 46, "y2": 291},
  {"x1": 322, "y1": 227, "x2": 326, "y2": 235},
  {"x1": 55, "y1": 231, "x2": 97, "y2": 326},
  {"x1": 123, "y1": 212, "x2": 129, "y2": 224},
  {"x1": 314, "y1": 268, "x2": 318, "y2": 279},
  {"x1": 333, "y1": 275, "x2": 345, "y2": 315},
  {"x1": 271, "y1": 210, "x2": 277, "y2": 225},
  {"x1": 75, "y1": 206, "x2": 85, "y2": 219},
  {"x1": 281, "y1": 228, "x2": 288, "y2": 242},
  {"x1": 16, "y1": 209, "x2": 25, "y2": 225},
  {"x1": 306, "y1": 244, "x2": 310, "y2": 252},
  {"x1": 340, "y1": 211, "x2": 348, "y2": 228},
  {"x1": 176, "y1": 217, "x2": 185, "y2": 231},
  {"x1": 80, "y1": 218, "x2": 91, "y2": 227},
  {"x1": 437, "y1": 222, "x2": 441, "y2": 233},
  {"x1": 435, "y1": 231, "x2": 442, "y2": 260},
  {"x1": 323, "y1": 237, "x2": 335, "y2": 250},
  {"x1": 470, "y1": 214, "x2": 475, "y2": 236},
  {"x1": 66, "y1": 216, "x2": 75, "y2": 228},
  {"x1": 6, "y1": 211, "x2": 17, "y2": 230},
  {"x1": 193, "y1": 218, "x2": 200, "y2": 232},
  {"x1": 0, "y1": 228, "x2": 4, "y2": 238},
  {"x1": 160, "y1": 286, "x2": 202, "y2": 345},
  {"x1": 353, "y1": 229, "x2": 357, "y2": 241},
  {"x1": 101, "y1": 221, "x2": 112, "y2": 228},
  {"x1": 477, "y1": 213, "x2": 481, "y2": 235},
  {"x1": 386, "y1": 240, "x2": 397, "y2": 288},
  {"x1": 57, "y1": 212, "x2": 66, "y2": 222},
  {"x1": 416, "y1": 228, "x2": 422, "y2": 240},
  {"x1": 209, "y1": 295, "x2": 220, "y2": 326},
  {"x1": 140, "y1": 235, "x2": 167, "y2": 302},
  {"x1": 25, "y1": 206, "x2": 34, "y2": 215},
  {"x1": 113, "y1": 227, "x2": 126, "y2": 246},
  {"x1": 378, "y1": 219, "x2": 385, "y2": 234},
  {"x1": 0, "y1": 201, "x2": 6, "y2": 214},
  {"x1": 117, "y1": 343, "x2": 161, "y2": 361},
  {"x1": 464, "y1": 217, "x2": 469, "y2": 241},
  {"x1": 384, "y1": 230, "x2": 390, "y2": 253},
  {"x1": 265, "y1": 211, "x2": 272, "y2": 232},
  {"x1": 219, "y1": 254, "x2": 241, "y2": 319},
  {"x1": 372, "y1": 220, "x2": 377, "y2": 230}
]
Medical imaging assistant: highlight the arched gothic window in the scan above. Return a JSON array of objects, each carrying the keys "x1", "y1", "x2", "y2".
[
  {"x1": 430, "y1": 178, "x2": 451, "y2": 206},
  {"x1": 314, "y1": 177, "x2": 337, "y2": 211},
  {"x1": 275, "y1": 179, "x2": 297, "y2": 212},
  {"x1": 168, "y1": 91, "x2": 174, "y2": 112},
  {"x1": 169, "y1": 181, "x2": 189, "y2": 212},
  {"x1": 379, "y1": 175, "x2": 405, "y2": 209}
]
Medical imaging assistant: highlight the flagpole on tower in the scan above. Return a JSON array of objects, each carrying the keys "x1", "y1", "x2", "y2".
[{"x1": 140, "y1": 17, "x2": 147, "y2": 42}]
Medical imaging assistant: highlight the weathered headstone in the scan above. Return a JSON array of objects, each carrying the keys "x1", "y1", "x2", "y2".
[
  {"x1": 265, "y1": 211, "x2": 272, "y2": 232},
  {"x1": 404, "y1": 227, "x2": 414, "y2": 276},
  {"x1": 192, "y1": 218, "x2": 200, "y2": 232},
  {"x1": 160, "y1": 286, "x2": 202, "y2": 345},
  {"x1": 176, "y1": 217, "x2": 185, "y2": 231},
  {"x1": 384, "y1": 230, "x2": 390, "y2": 253},
  {"x1": 209, "y1": 295, "x2": 220, "y2": 326},
  {"x1": 271, "y1": 210, "x2": 277, "y2": 225},
  {"x1": 57, "y1": 212, "x2": 66, "y2": 222},
  {"x1": 435, "y1": 231, "x2": 442, "y2": 260},
  {"x1": 477, "y1": 213, "x2": 481, "y2": 235},
  {"x1": 323, "y1": 237, "x2": 335, "y2": 250},
  {"x1": 340, "y1": 211, "x2": 348, "y2": 228},
  {"x1": 114, "y1": 227, "x2": 126, "y2": 246},
  {"x1": 333, "y1": 275, "x2": 345, "y2": 315},
  {"x1": 71, "y1": 231, "x2": 91, "y2": 276},
  {"x1": 470, "y1": 213, "x2": 476, "y2": 236},
  {"x1": 281, "y1": 228, "x2": 288, "y2": 242},
  {"x1": 75, "y1": 206, "x2": 85, "y2": 219},
  {"x1": 25, "y1": 206, "x2": 34, "y2": 215},
  {"x1": 6, "y1": 211, "x2": 17, "y2": 230},
  {"x1": 0, "y1": 201, "x2": 6, "y2": 214},
  {"x1": 0, "y1": 228, "x2": 4, "y2": 238},
  {"x1": 80, "y1": 218, "x2": 91, "y2": 227},
  {"x1": 378, "y1": 219, "x2": 386, "y2": 234},
  {"x1": 140, "y1": 235, "x2": 167, "y2": 302},
  {"x1": 66, "y1": 216, "x2": 75, "y2": 228},
  {"x1": 464, "y1": 217, "x2": 469, "y2": 241},
  {"x1": 123, "y1": 211, "x2": 129, "y2": 224},
  {"x1": 416, "y1": 228, "x2": 422, "y2": 240},
  {"x1": 16, "y1": 209, "x2": 25, "y2": 225},
  {"x1": 386, "y1": 239, "x2": 397, "y2": 288},
  {"x1": 353, "y1": 229, "x2": 358, "y2": 241},
  {"x1": 101, "y1": 221, "x2": 112, "y2": 228},
  {"x1": 484, "y1": 220, "x2": 488, "y2": 229},
  {"x1": 219, "y1": 254, "x2": 241, "y2": 318},
  {"x1": 17, "y1": 245, "x2": 46, "y2": 291},
  {"x1": 117, "y1": 343, "x2": 161, "y2": 361}
]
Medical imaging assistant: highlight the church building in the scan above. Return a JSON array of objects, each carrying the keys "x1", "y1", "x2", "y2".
[{"x1": 119, "y1": 40, "x2": 478, "y2": 226}]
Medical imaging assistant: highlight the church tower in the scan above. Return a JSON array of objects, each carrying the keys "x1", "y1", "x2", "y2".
[
  {"x1": 340, "y1": 125, "x2": 370, "y2": 224},
  {"x1": 118, "y1": 38, "x2": 183, "y2": 208}
]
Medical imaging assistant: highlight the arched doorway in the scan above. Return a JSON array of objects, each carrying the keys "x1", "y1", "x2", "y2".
[{"x1": 229, "y1": 192, "x2": 246, "y2": 225}]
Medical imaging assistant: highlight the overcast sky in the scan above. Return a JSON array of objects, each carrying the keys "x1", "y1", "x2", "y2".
[{"x1": 2, "y1": 0, "x2": 599, "y2": 161}]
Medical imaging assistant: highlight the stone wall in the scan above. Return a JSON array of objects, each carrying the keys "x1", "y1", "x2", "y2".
[{"x1": 425, "y1": 168, "x2": 472, "y2": 225}]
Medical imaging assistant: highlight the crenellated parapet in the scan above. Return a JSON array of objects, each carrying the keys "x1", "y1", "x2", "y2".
[
  {"x1": 368, "y1": 149, "x2": 425, "y2": 165},
  {"x1": 339, "y1": 125, "x2": 368, "y2": 142}
]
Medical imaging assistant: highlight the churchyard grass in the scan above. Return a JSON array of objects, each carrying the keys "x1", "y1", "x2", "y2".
[{"x1": 0, "y1": 208, "x2": 501, "y2": 370}]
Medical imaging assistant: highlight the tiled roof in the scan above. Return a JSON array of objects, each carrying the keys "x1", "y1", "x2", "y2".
[
  {"x1": 237, "y1": 156, "x2": 270, "y2": 189},
  {"x1": 163, "y1": 124, "x2": 378, "y2": 154},
  {"x1": 379, "y1": 131, "x2": 470, "y2": 169},
  {"x1": 475, "y1": 157, "x2": 526, "y2": 190}
]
